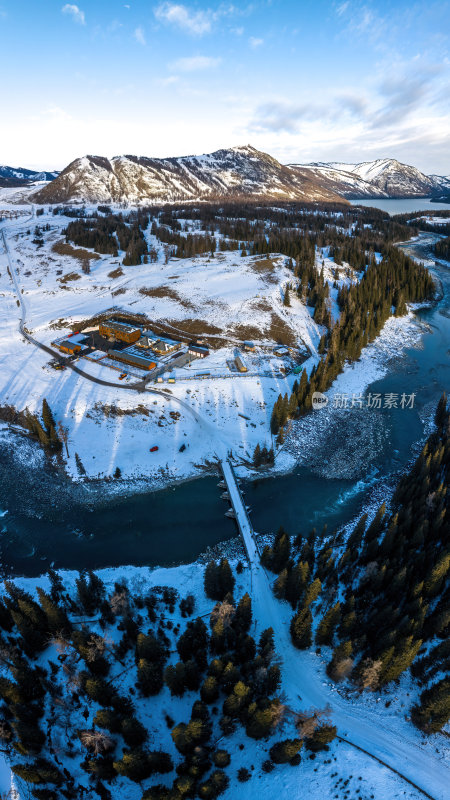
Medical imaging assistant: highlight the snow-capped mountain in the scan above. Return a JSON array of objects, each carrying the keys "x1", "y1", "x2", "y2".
[
  {"x1": 290, "y1": 158, "x2": 446, "y2": 199},
  {"x1": 0, "y1": 165, "x2": 58, "y2": 188},
  {"x1": 31, "y1": 146, "x2": 346, "y2": 205}
]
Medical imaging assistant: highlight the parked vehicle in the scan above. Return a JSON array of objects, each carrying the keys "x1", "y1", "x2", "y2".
[{"x1": 150, "y1": 446, "x2": 159, "y2": 452}]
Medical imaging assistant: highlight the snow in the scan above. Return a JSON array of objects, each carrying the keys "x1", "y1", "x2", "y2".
[{"x1": 0, "y1": 207, "x2": 323, "y2": 484}]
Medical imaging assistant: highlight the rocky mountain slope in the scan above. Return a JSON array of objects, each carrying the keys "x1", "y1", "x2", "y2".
[
  {"x1": 290, "y1": 158, "x2": 448, "y2": 199},
  {"x1": 31, "y1": 146, "x2": 346, "y2": 205},
  {"x1": 0, "y1": 165, "x2": 58, "y2": 188}
]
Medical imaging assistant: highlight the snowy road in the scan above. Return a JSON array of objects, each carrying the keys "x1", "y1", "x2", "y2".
[{"x1": 221, "y1": 458, "x2": 450, "y2": 800}]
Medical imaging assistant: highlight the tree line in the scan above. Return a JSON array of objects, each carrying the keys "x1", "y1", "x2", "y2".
[{"x1": 263, "y1": 395, "x2": 449, "y2": 733}]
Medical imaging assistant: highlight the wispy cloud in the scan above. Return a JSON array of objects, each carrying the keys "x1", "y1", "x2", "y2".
[
  {"x1": 335, "y1": 1, "x2": 349, "y2": 16},
  {"x1": 61, "y1": 4, "x2": 86, "y2": 25},
  {"x1": 249, "y1": 36, "x2": 263, "y2": 48},
  {"x1": 154, "y1": 2, "x2": 213, "y2": 35},
  {"x1": 154, "y1": 2, "x2": 249, "y2": 36},
  {"x1": 169, "y1": 55, "x2": 221, "y2": 71},
  {"x1": 155, "y1": 75, "x2": 180, "y2": 86},
  {"x1": 134, "y1": 26, "x2": 146, "y2": 45}
]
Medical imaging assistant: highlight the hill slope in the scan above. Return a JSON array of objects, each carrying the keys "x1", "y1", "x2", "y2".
[{"x1": 31, "y1": 146, "x2": 347, "y2": 205}]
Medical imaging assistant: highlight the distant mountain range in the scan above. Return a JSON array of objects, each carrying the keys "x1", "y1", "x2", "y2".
[
  {"x1": 0, "y1": 165, "x2": 59, "y2": 188},
  {"x1": 289, "y1": 158, "x2": 450, "y2": 200},
  {"x1": 2, "y1": 147, "x2": 449, "y2": 205}
]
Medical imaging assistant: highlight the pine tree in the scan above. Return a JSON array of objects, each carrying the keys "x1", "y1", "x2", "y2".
[
  {"x1": 269, "y1": 738, "x2": 302, "y2": 764},
  {"x1": 36, "y1": 588, "x2": 70, "y2": 635},
  {"x1": 305, "y1": 723, "x2": 337, "y2": 752},
  {"x1": 290, "y1": 606, "x2": 312, "y2": 649},
  {"x1": 42, "y1": 399, "x2": 55, "y2": 432},
  {"x1": 315, "y1": 602, "x2": 340, "y2": 646},
  {"x1": 411, "y1": 677, "x2": 450, "y2": 733},
  {"x1": 253, "y1": 443, "x2": 262, "y2": 467},
  {"x1": 233, "y1": 593, "x2": 252, "y2": 632},
  {"x1": 327, "y1": 640, "x2": 353, "y2": 682}
]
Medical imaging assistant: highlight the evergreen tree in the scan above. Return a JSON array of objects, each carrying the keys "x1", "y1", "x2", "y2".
[
  {"x1": 290, "y1": 606, "x2": 312, "y2": 649},
  {"x1": 315, "y1": 602, "x2": 341, "y2": 646},
  {"x1": 269, "y1": 738, "x2": 302, "y2": 764}
]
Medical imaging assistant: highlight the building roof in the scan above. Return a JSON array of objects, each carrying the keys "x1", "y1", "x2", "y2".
[
  {"x1": 102, "y1": 319, "x2": 141, "y2": 334},
  {"x1": 59, "y1": 339, "x2": 81, "y2": 350},
  {"x1": 109, "y1": 349, "x2": 157, "y2": 369},
  {"x1": 188, "y1": 342, "x2": 209, "y2": 353}
]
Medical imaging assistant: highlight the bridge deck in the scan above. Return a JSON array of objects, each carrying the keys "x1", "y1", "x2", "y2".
[{"x1": 220, "y1": 459, "x2": 259, "y2": 563}]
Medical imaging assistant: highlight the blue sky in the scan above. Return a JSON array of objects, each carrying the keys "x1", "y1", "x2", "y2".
[{"x1": 1, "y1": 1, "x2": 449, "y2": 172}]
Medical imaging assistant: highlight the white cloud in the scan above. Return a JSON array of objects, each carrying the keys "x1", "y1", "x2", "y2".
[
  {"x1": 134, "y1": 26, "x2": 146, "y2": 45},
  {"x1": 61, "y1": 4, "x2": 86, "y2": 25},
  {"x1": 335, "y1": 1, "x2": 349, "y2": 16},
  {"x1": 249, "y1": 36, "x2": 263, "y2": 48},
  {"x1": 154, "y1": 2, "x2": 212, "y2": 35},
  {"x1": 169, "y1": 55, "x2": 221, "y2": 71},
  {"x1": 155, "y1": 75, "x2": 180, "y2": 86}
]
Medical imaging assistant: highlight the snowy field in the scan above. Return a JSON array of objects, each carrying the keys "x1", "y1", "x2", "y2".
[{"x1": 0, "y1": 202, "x2": 360, "y2": 487}]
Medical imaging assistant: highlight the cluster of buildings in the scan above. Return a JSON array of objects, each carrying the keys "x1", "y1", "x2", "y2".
[{"x1": 52, "y1": 318, "x2": 210, "y2": 378}]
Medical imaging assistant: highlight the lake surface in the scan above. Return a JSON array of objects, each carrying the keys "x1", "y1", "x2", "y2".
[
  {"x1": 350, "y1": 197, "x2": 450, "y2": 215},
  {"x1": 0, "y1": 234, "x2": 448, "y2": 576}
]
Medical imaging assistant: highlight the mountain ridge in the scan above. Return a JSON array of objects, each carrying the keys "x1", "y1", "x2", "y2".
[
  {"x1": 0, "y1": 165, "x2": 58, "y2": 188},
  {"x1": 289, "y1": 158, "x2": 449, "y2": 199},
  {"x1": 30, "y1": 146, "x2": 347, "y2": 205},
  {"x1": 13, "y1": 146, "x2": 450, "y2": 205}
]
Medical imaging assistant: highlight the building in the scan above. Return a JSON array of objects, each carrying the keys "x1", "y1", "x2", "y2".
[
  {"x1": 99, "y1": 319, "x2": 141, "y2": 344},
  {"x1": 58, "y1": 339, "x2": 82, "y2": 355},
  {"x1": 151, "y1": 337, "x2": 181, "y2": 355},
  {"x1": 137, "y1": 330, "x2": 160, "y2": 348},
  {"x1": 109, "y1": 348, "x2": 157, "y2": 371},
  {"x1": 138, "y1": 331, "x2": 181, "y2": 355},
  {"x1": 188, "y1": 342, "x2": 210, "y2": 358},
  {"x1": 235, "y1": 355, "x2": 248, "y2": 373},
  {"x1": 274, "y1": 346, "x2": 289, "y2": 357}
]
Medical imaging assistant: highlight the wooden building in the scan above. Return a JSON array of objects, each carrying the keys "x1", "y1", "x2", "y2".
[
  {"x1": 235, "y1": 355, "x2": 248, "y2": 373},
  {"x1": 58, "y1": 340, "x2": 82, "y2": 355},
  {"x1": 99, "y1": 320, "x2": 141, "y2": 344},
  {"x1": 109, "y1": 349, "x2": 156, "y2": 371},
  {"x1": 188, "y1": 342, "x2": 209, "y2": 358}
]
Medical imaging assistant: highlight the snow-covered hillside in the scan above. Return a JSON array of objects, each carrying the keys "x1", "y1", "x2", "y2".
[
  {"x1": 290, "y1": 158, "x2": 446, "y2": 198},
  {"x1": 31, "y1": 146, "x2": 346, "y2": 205}
]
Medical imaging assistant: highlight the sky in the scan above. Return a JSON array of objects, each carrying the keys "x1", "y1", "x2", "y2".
[{"x1": 0, "y1": 1, "x2": 449, "y2": 173}]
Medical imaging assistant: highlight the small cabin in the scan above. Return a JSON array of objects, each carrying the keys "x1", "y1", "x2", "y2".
[
  {"x1": 188, "y1": 342, "x2": 210, "y2": 358},
  {"x1": 235, "y1": 355, "x2": 248, "y2": 373}
]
